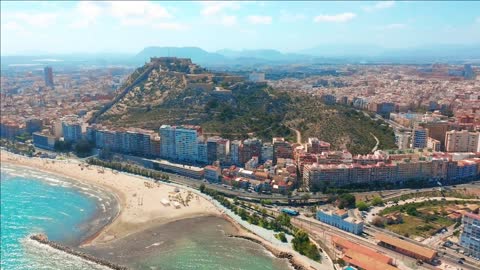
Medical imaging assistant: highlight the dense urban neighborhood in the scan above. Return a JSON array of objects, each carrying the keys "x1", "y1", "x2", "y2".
[{"x1": 2, "y1": 56, "x2": 480, "y2": 270}]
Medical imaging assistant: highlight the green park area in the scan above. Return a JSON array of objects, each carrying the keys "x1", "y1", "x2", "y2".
[{"x1": 377, "y1": 199, "x2": 480, "y2": 239}]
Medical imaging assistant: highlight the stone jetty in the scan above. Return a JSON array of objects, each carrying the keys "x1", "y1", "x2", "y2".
[
  {"x1": 30, "y1": 234, "x2": 128, "y2": 270},
  {"x1": 226, "y1": 234, "x2": 308, "y2": 270}
]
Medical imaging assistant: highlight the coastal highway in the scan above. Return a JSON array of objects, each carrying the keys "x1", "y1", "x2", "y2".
[
  {"x1": 164, "y1": 171, "x2": 479, "y2": 204},
  {"x1": 158, "y1": 172, "x2": 332, "y2": 202}
]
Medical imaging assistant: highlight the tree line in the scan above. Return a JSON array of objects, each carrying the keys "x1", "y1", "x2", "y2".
[
  {"x1": 87, "y1": 158, "x2": 170, "y2": 182},
  {"x1": 200, "y1": 184, "x2": 321, "y2": 262}
]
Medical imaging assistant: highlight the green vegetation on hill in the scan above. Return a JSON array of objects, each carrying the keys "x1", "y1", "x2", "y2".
[
  {"x1": 285, "y1": 97, "x2": 397, "y2": 154},
  {"x1": 97, "y1": 59, "x2": 396, "y2": 153}
]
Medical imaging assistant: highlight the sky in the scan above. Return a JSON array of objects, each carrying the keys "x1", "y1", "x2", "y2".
[{"x1": 1, "y1": 1, "x2": 479, "y2": 55}]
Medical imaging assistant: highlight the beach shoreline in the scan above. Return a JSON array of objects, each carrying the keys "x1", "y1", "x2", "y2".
[
  {"x1": 1, "y1": 150, "x2": 320, "y2": 270},
  {"x1": 1, "y1": 151, "x2": 222, "y2": 244},
  {"x1": 1, "y1": 161, "x2": 120, "y2": 247}
]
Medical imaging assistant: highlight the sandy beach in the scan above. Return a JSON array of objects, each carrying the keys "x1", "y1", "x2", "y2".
[
  {"x1": 1, "y1": 150, "x2": 323, "y2": 269},
  {"x1": 1, "y1": 151, "x2": 220, "y2": 245}
]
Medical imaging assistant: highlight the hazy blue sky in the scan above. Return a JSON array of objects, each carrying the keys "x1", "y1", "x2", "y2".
[{"x1": 1, "y1": 1, "x2": 479, "y2": 55}]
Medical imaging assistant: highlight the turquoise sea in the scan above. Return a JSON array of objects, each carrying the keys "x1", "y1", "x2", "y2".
[
  {"x1": 1, "y1": 163, "x2": 291, "y2": 270},
  {"x1": 1, "y1": 164, "x2": 117, "y2": 270}
]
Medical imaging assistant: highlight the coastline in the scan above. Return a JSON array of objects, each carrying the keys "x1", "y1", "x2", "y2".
[
  {"x1": 1, "y1": 150, "x2": 322, "y2": 270},
  {"x1": 1, "y1": 150, "x2": 221, "y2": 246},
  {"x1": 1, "y1": 161, "x2": 120, "y2": 247}
]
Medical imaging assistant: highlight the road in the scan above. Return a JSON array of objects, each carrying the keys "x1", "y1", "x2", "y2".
[
  {"x1": 165, "y1": 170, "x2": 479, "y2": 204},
  {"x1": 289, "y1": 127, "x2": 302, "y2": 144},
  {"x1": 370, "y1": 132, "x2": 380, "y2": 153}
]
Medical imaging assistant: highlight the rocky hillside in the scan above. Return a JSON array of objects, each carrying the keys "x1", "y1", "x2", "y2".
[
  {"x1": 96, "y1": 57, "x2": 396, "y2": 154},
  {"x1": 97, "y1": 57, "x2": 292, "y2": 140}
]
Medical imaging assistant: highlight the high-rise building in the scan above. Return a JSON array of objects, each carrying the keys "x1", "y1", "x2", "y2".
[
  {"x1": 174, "y1": 125, "x2": 201, "y2": 162},
  {"x1": 421, "y1": 121, "x2": 449, "y2": 150},
  {"x1": 230, "y1": 140, "x2": 241, "y2": 165},
  {"x1": 60, "y1": 115, "x2": 83, "y2": 143},
  {"x1": 44, "y1": 66, "x2": 54, "y2": 88},
  {"x1": 216, "y1": 138, "x2": 230, "y2": 163},
  {"x1": 273, "y1": 137, "x2": 293, "y2": 164},
  {"x1": 62, "y1": 121, "x2": 82, "y2": 142},
  {"x1": 261, "y1": 143, "x2": 273, "y2": 163},
  {"x1": 151, "y1": 136, "x2": 161, "y2": 157},
  {"x1": 206, "y1": 136, "x2": 229, "y2": 164},
  {"x1": 197, "y1": 140, "x2": 208, "y2": 164},
  {"x1": 464, "y1": 64, "x2": 476, "y2": 80},
  {"x1": 445, "y1": 130, "x2": 480, "y2": 152},
  {"x1": 412, "y1": 127, "x2": 428, "y2": 148},
  {"x1": 395, "y1": 132, "x2": 411, "y2": 150},
  {"x1": 460, "y1": 213, "x2": 480, "y2": 258},
  {"x1": 52, "y1": 120, "x2": 63, "y2": 138},
  {"x1": 240, "y1": 138, "x2": 262, "y2": 165},
  {"x1": 376, "y1": 102, "x2": 395, "y2": 119},
  {"x1": 160, "y1": 125, "x2": 176, "y2": 160},
  {"x1": 25, "y1": 118, "x2": 43, "y2": 134},
  {"x1": 427, "y1": 137, "x2": 441, "y2": 152},
  {"x1": 307, "y1": 137, "x2": 331, "y2": 153},
  {"x1": 32, "y1": 132, "x2": 56, "y2": 150},
  {"x1": 207, "y1": 136, "x2": 221, "y2": 163}
]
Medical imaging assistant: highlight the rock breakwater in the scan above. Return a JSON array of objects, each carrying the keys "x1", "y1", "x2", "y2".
[{"x1": 30, "y1": 234, "x2": 128, "y2": 270}]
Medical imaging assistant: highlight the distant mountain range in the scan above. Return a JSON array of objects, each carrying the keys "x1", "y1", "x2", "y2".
[
  {"x1": 2, "y1": 44, "x2": 480, "y2": 69},
  {"x1": 136, "y1": 44, "x2": 480, "y2": 65}
]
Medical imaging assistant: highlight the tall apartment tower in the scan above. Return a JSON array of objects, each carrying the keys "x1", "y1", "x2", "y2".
[
  {"x1": 460, "y1": 213, "x2": 480, "y2": 259},
  {"x1": 159, "y1": 125, "x2": 176, "y2": 160},
  {"x1": 464, "y1": 64, "x2": 476, "y2": 80},
  {"x1": 412, "y1": 127, "x2": 428, "y2": 149},
  {"x1": 174, "y1": 126, "x2": 201, "y2": 162},
  {"x1": 445, "y1": 130, "x2": 480, "y2": 152},
  {"x1": 44, "y1": 66, "x2": 54, "y2": 88}
]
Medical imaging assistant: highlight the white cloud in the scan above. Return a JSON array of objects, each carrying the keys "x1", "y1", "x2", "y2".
[
  {"x1": 363, "y1": 1, "x2": 395, "y2": 12},
  {"x1": 105, "y1": 1, "x2": 190, "y2": 31},
  {"x1": 314, "y1": 13, "x2": 356, "y2": 23},
  {"x1": 200, "y1": 2, "x2": 240, "y2": 16},
  {"x1": 2, "y1": 21, "x2": 23, "y2": 31},
  {"x1": 379, "y1": 23, "x2": 407, "y2": 30},
  {"x1": 6, "y1": 12, "x2": 58, "y2": 27},
  {"x1": 1, "y1": 21, "x2": 33, "y2": 37},
  {"x1": 109, "y1": 1, "x2": 172, "y2": 25},
  {"x1": 221, "y1": 15, "x2": 237, "y2": 26},
  {"x1": 247, "y1": 15, "x2": 272, "y2": 25},
  {"x1": 279, "y1": 10, "x2": 306, "y2": 23},
  {"x1": 153, "y1": 22, "x2": 189, "y2": 31},
  {"x1": 70, "y1": 1, "x2": 103, "y2": 28}
]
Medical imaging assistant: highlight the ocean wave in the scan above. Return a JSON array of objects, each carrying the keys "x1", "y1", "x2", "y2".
[
  {"x1": 58, "y1": 212, "x2": 71, "y2": 218},
  {"x1": 145, "y1": 241, "x2": 165, "y2": 249},
  {"x1": 26, "y1": 216, "x2": 54, "y2": 222}
]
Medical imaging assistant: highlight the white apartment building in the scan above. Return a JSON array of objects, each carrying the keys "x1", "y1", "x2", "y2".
[{"x1": 445, "y1": 130, "x2": 480, "y2": 152}]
